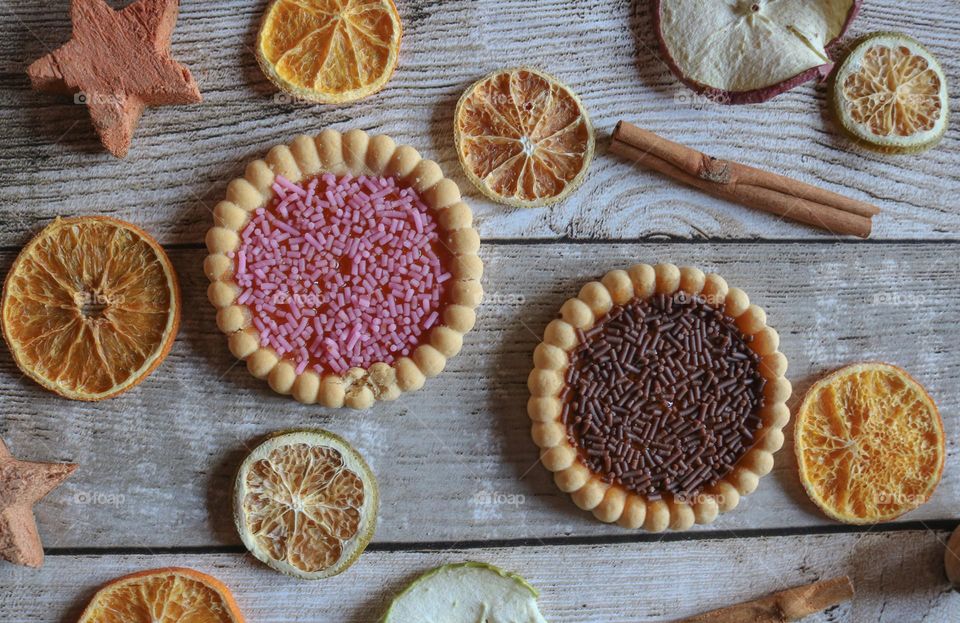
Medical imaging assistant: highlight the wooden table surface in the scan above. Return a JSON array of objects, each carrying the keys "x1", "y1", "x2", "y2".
[{"x1": 1, "y1": 0, "x2": 958, "y2": 621}]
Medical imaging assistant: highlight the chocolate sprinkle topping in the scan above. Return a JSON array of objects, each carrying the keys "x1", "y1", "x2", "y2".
[{"x1": 562, "y1": 292, "x2": 766, "y2": 502}]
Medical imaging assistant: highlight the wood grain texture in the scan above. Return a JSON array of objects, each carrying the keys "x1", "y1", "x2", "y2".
[
  {"x1": 0, "y1": 0, "x2": 957, "y2": 245},
  {"x1": 0, "y1": 532, "x2": 956, "y2": 622},
  {"x1": 1, "y1": 243, "x2": 957, "y2": 548}
]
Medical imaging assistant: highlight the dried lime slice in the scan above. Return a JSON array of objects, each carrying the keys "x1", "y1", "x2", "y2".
[
  {"x1": 382, "y1": 562, "x2": 547, "y2": 623},
  {"x1": 655, "y1": 0, "x2": 859, "y2": 104},
  {"x1": 233, "y1": 430, "x2": 378, "y2": 580},
  {"x1": 832, "y1": 32, "x2": 949, "y2": 153}
]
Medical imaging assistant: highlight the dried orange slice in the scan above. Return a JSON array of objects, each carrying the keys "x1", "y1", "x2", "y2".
[
  {"x1": 454, "y1": 67, "x2": 595, "y2": 208},
  {"x1": 256, "y1": 0, "x2": 402, "y2": 104},
  {"x1": 234, "y1": 430, "x2": 378, "y2": 579},
  {"x1": 795, "y1": 362, "x2": 945, "y2": 524},
  {"x1": 78, "y1": 567, "x2": 245, "y2": 623},
  {"x1": 832, "y1": 33, "x2": 949, "y2": 153},
  {"x1": 1, "y1": 216, "x2": 180, "y2": 401}
]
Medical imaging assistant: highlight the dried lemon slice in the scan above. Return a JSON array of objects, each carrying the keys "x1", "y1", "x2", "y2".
[
  {"x1": 832, "y1": 33, "x2": 949, "y2": 153},
  {"x1": 454, "y1": 67, "x2": 594, "y2": 208},
  {"x1": 234, "y1": 430, "x2": 378, "y2": 579},
  {"x1": 795, "y1": 362, "x2": 945, "y2": 524}
]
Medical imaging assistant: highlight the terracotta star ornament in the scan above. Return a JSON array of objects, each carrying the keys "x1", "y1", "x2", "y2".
[
  {"x1": 26, "y1": 0, "x2": 202, "y2": 157},
  {"x1": 0, "y1": 439, "x2": 77, "y2": 568}
]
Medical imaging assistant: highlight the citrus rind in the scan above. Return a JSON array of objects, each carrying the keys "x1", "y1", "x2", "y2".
[
  {"x1": 831, "y1": 32, "x2": 949, "y2": 154},
  {"x1": 233, "y1": 429, "x2": 379, "y2": 580}
]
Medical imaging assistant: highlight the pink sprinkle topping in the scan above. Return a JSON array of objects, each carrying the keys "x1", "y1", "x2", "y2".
[{"x1": 235, "y1": 174, "x2": 452, "y2": 375}]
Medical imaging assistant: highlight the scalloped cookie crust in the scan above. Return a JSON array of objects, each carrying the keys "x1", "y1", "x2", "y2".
[
  {"x1": 528, "y1": 263, "x2": 790, "y2": 532},
  {"x1": 205, "y1": 129, "x2": 483, "y2": 409}
]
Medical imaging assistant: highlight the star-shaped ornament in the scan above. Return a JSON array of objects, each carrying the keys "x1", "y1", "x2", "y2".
[
  {"x1": 0, "y1": 439, "x2": 77, "y2": 568},
  {"x1": 27, "y1": 0, "x2": 202, "y2": 157}
]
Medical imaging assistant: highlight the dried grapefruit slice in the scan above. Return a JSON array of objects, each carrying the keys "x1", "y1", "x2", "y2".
[
  {"x1": 256, "y1": 0, "x2": 402, "y2": 104},
  {"x1": 832, "y1": 33, "x2": 949, "y2": 153},
  {"x1": 454, "y1": 67, "x2": 594, "y2": 208},
  {"x1": 234, "y1": 430, "x2": 378, "y2": 579},
  {"x1": 78, "y1": 567, "x2": 244, "y2": 623},
  {"x1": 1, "y1": 216, "x2": 180, "y2": 401},
  {"x1": 795, "y1": 362, "x2": 945, "y2": 524},
  {"x1": 655, "y1": 0, "x2": 859, "y2": 104}
]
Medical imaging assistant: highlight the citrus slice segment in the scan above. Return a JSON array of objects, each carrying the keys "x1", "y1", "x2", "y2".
[
  {"x1": 795, "y1": 362, "x2": 945, "y2": 524},
  {"x1": 78, "y1": 567, "x2": 245, "y2": 623},
  {"x1": 1, "y1": 216, "x2": 180, "y2": 401},
  {"x1": 454, "y1": 67, "x2": 594, "y2": 208},
  {"x1": 382, "y1": 562, "x2": 547, "y2": 623},
  {"x1": 234, "y1": 430, "x2": 378, "y2": 579},
  {"x1": 256, "y1": 0, "x2": 402, "y2": 104},
  {"x1": 832, "y1": 32, "x2": 949, "y2": 153},
  {"x1": 655, "y1": 0, "x2": 859, "y2": 104}
]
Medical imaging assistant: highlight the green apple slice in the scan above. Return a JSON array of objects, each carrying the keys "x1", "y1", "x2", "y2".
[
  {"x1": 381, "y1": 562, "x2": 547, "y2": 623},
  {"x1": 656, "y1": 0, "x2": 860, "y2": 104}
]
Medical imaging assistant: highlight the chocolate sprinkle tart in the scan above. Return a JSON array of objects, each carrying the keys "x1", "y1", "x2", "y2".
[{"x1": 562, "y1": 291, "x2": 766, "y2": 502}]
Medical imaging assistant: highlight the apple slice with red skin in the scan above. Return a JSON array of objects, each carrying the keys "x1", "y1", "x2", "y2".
[{"x1": 654, "y1": 0, "x2": 861, "y2": 105}]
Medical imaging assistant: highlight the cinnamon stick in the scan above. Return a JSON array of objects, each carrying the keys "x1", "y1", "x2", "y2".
[
  {"x1": 610, "y1": 121, "x2": 878, "y2": 238},
  {"x1": 675, "y1": 576, "x2": 855, "y2": 623}
]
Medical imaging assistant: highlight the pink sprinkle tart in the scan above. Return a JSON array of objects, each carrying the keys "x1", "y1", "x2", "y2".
[{"x1": 232, "y1": 173, "x2": 454, "y2": 376}]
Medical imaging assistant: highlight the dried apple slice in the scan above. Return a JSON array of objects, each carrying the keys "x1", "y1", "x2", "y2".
[
  {"x1": 655, "y1": 0, "x2": 860, "y2": 104},
  {"x1": 382, "y1": 562, "x2": 547, "y2": 623}
]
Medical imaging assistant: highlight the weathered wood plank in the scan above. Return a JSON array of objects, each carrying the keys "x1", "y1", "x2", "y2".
[
  {"x1": 0, "y1": 532, "x2": 956, "y2": 622},
  {"x1": 0, "y1": 0, "x2": 957, "y2": 244},
  {"x1": 1, "y1": 243, "x2": 957, "y2": 547}
]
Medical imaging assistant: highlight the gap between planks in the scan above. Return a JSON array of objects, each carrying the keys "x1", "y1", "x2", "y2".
[
  {"x1": 1, "y1": 532, "x2": 956, "y2": 622},
  {"x1": 37, "y1": 519, "x2": 960, "y2": 556}
]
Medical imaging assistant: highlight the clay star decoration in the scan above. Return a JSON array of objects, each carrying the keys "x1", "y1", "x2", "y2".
[
  {"x1": 27, "y1": 0, "x2": 202, "y2": 158},
  {"x1": 0, "y1": 439, "x2": 77, "y2": 568}
]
